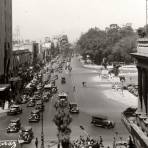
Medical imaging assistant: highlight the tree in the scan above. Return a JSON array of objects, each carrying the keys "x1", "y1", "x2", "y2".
[
  {"x1": 77, "y1": 24, "x2": 137, "y2": 65},
  {"x1": 53, "y1": 97, "x2": 72, "y2": 148}
]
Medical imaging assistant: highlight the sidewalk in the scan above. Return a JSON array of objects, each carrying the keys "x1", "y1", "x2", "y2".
[{"x1": 81, "y1": 60, "x2": 138, "y2": 108}]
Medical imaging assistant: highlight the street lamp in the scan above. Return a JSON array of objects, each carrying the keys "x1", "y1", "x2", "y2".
[
  {"x1": 40, "y1": 100, "x2": 44, "y2": 148},
  {"x1": 40, "y1": 80, "x2": 44, "y2": 148}
]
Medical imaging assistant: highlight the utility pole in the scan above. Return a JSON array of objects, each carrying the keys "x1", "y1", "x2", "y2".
[
  {"x1": 146, "y1": 0, "x2": 148, "y2": 35},
  {"x1": 40, "y1": 76, "x2": 44, "y2": 148},
  {"x1": 40, "y1": 100, "x2": 44, "y2": 148}
]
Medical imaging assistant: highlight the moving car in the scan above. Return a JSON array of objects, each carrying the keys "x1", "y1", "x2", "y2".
[
  {"x1": 44, "y1": 84, "x2": 57, "y2": 94},
  {"x1": 28, "y1": 109, "x2": 40, "y2": 122},
  {"x1": 7, "y1": 105, "x2": 22, "y2": 115},
  {"x1": 91, "y1": 115, "x2": 115, "y2": 129},
  {"x1": 7, "y1": 118, "x2": 21, "y2": 133},
  {"x1": 61, "y1": 77, "x2": 66, "y2": 84},
  {"x1": 58, "y1": 92, "x2": 68, "y2": 101},
  {"x1": 69, "y1": 102, "x2": 79, "y2": 114},
  {"x1": 18, "y1": 126, "x2": 33, "y2": 144}
]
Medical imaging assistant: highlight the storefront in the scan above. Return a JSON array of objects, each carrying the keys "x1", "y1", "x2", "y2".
[{"x1": 0, "y1": 84, "x2": 10, "y2": 108}]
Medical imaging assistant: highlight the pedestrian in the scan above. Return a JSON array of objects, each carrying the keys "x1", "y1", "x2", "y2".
[
  {"x1": 35, "y1": 137, "x2": 38, "y2": 148},
  {"x1": 82, "y1": 81, "x2": 86, "y2": 87},
  {"x1": 99, "y1": 136, "x2": 104, "y2": 147},
  {"x1": 73, "y1": 86, "x2": 76, "y2": 92}
]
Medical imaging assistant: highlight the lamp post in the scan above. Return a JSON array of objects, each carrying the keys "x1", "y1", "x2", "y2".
[
  {"x1": 40, "y1": 100, "x2": 44, "y2": 148},
  {"x1": 40, "y1": 76, "x2": 44, "y2": 148}
]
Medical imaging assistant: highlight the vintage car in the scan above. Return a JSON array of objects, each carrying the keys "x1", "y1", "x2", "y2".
[
  {"x1": 69, "y1": 102, "x2": 79, "y2": 114},
  {"x1": 91, "y1": 115, "x2": 115, "y2": 129},
  {"x1": 123, "y1": 107, "x2": 137, "y2": 116},
  {"x1": 18, "y1": 126, "x2": 34, "y2": 144},
  {"x1": 61, "y1": 77, "x2": 66, "y2": 84},
  {"x1": 35, "y1": 100, "x2": 44, "y2": 112},
  {"x1": 7, "y1": 118, "x2": 21, "y2": 133},
  {"x1": 58, "y1": 92, "x2": 68, "y2": 101},
  {"x1": 7, "y1": 105, "x2": 22, "y2": 115},
  {"x1": 27, "y1": 100, "x2": 35, "y2": 107},
  {"x1": 34, "y1": 94, "x2": 41, "y2": 100},
  {"x1": 28, "y1": 109, "x2": 40, "y2": 122},
  {"x1": 42, "y1": 94, "x2": 49, "y2": 102},
  {"x1": 44, "y1": 84, "x2": 57, "y2": 94},
  {"x1": 20, "y1": 95, "x2": 29, "y2": 104}
]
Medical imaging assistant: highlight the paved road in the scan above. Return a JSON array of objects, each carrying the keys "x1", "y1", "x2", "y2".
[{"x1": 0, "y1": 57, "x2": 130, "y2": 147}]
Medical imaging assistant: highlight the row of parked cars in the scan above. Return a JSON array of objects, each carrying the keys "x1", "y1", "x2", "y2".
[
  {"x1": 6, "y1": 69, "x2": 59, "y2": 144},
  {"x1": 126, "y1": 84, "x2": 138, "y2": 97}
]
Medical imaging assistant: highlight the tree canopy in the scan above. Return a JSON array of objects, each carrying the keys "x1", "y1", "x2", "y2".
[{"x1": 76, "y1": 24, "x2": 137, "y2": 65}]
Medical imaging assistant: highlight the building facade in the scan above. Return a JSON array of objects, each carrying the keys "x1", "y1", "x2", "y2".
[
  {"x1": 122, "y1": 38, "x2": 148, "y2": 148},
  {"x1": 0, "y1": 0, "x2": 12, "y2": 83}
]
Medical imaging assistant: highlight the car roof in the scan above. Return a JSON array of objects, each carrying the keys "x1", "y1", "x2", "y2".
[
  {"x1": 10, "y1": 118, "x2": 20, "y2": 122},
  {"x1": 92, "y1": 114, "x2": 108, "y2": 120},
  {"x1": 11, "y1": 105, "x2": 20, "y2": 108},
  {"x1": 58, "y1": 92, "x2": 68, "y2": 97},
  {"x1": 44, "y1": 84, "x2": 52, "y2": 88},
  {"x1": 36, "y1": 100, "x2": 42, "y2": 104},
  {"x1": 22, "y1": 126, "x2": 32, "y2": 131},
  {"x1": 70, "y1": 102, "x2": 77, "y2": 105},
  {"x1": 31, "y1": 109, "x2": 40, "y2": 113}
]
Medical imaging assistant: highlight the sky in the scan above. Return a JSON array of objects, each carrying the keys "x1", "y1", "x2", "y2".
[{"x1": 13, "y1": 0, "x2": 146, "y2": 42}]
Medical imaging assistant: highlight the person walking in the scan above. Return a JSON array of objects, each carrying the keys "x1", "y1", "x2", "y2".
[
  {"x1": 35, "y1": 137, "x2": 38, "y2": 148},
  {"x1": 73, "y1": 86, "x2": 76, "y2": 92}
]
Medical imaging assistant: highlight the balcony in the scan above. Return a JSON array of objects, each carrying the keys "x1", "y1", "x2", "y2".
[
  {"x1": 121, "y1": 108, "x2": 148, "y2": 147},
  {"x1": 137, "y1": 38, "x2": 148, "y2": 55}
]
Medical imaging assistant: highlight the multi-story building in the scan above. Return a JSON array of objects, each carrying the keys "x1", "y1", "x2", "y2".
[
  {"x1": 122, "y1": 38, "x2": 148, "y2": 148},
  {"x1": 0, "y1": 0, "x2": 12, "y2": 83}
]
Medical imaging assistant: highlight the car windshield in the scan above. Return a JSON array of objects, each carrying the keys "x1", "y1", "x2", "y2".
[
  {"x1": 9, "y1": 123, "x2": 16, "y2": 126},
  {"x1": 71, "y1": 104, "x2": 77, "y2": 107},
  {"x1": 11, "y1": 107, "x2": 18, "y2": 109}
]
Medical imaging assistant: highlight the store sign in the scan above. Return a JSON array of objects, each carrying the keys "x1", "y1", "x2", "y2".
[{"x1": 0, "y1": 140, "x2": 20, "y2": 148}]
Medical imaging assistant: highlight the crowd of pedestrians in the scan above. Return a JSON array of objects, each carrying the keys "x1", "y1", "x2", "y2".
[{"x1": 71, "y1": 135, "x2": 111, "y2": 148}]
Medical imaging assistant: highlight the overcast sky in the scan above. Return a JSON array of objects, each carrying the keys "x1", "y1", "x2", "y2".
[{"x1": 13, "y1": 0, "x2": 146, "y2": 42}]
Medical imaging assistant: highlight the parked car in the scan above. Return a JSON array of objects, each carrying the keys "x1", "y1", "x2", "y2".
[
  {"x1": 42, "y1": 95, "x2": 49, "y2": 102},
  {"x1": 18, "y1": 126, "x2": 34, "y2": 144},
  {"x1": 34, "y1": 94, "x2": 41, "y2": 100},
  {"x1": 123, "y1": 107, "x2": 137, "y2": 116},
  {"x1": 7, "y1": 105, "x2": 22, "y2": 115},
  {"x1": 20, "y1": 95, "x2": 29, "y2": 104},
  {"x1": 35, "y1": 100, "x2": 44, "y2": 112},
  {"x1": 69, "y1": 102, "x2": 79, "y2": 114},
  {"x1": 7, "y1": 118, "x2": 21, "y2": 133},
  {"x1": 27, "y1": 100, "x2": 35, "y2": 107},
  {"x1": 28, "y1": 109, "x2": 40, "y2": 122},
  {"x1": 91, "y1": 115, "x2": 115, "y2": 129}
]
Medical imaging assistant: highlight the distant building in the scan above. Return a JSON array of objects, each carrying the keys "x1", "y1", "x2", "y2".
[
  {"x1": 44, "y1": 37, "x2": 50, "y2": 43},
  {"x1": 110, "y1": 24, "x2": 119, "y2": 29},
  {"x1": 0, "y1": 0, "x2": 12, "y2": 83}
]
